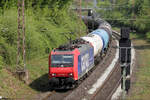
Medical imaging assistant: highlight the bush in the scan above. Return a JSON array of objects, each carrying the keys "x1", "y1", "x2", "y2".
[
  {"x1": 146, "y1": 31, "x2": 150, "y2": 39},
  {"x1": 0, "y1": 5, "x2": 86, "y2": 68},
  {"x1": 97, "y1": 0, "x2": 150, "y2": 39},
  {"x1": 0, "y1": 56, "x2": 3, "y2": 70},
  {"x1": 0, "y1": 8, "x2": 18, "y2": 65}
]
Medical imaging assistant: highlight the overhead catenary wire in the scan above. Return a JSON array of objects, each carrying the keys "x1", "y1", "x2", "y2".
[{"x1": 3, "y1": 15, "x2": 149, "y2": 21}]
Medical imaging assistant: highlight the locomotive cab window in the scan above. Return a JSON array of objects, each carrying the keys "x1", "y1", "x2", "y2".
[{"x1": 51, "y1": 54, "x2": 74, "y2": 67}]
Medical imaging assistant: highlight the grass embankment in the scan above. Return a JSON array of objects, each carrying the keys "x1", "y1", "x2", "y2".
[
  {"x1": 0, "y1": 7, "x2": 86, "y2": 98},
  {"x1": 127, "y1": 33, "x2": 150, "y2": 100},
  {"x1": 0, "y1": 56, "x2": 48, "y2": 99}
]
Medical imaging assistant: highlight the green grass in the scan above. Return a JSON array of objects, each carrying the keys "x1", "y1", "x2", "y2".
[
  {"x1": 0, "y1": 6, "x2": 86, "y2": 98},
  {"x1": 127, "y1": 33, "x2": 150, "y2": 100},
  {"x1": 0, "y1": 7, "x2": 86, "y2": 68},
  {"x1": 0, "y1": 69, "x2": 37, "y2": 99},
  {"x1": 0, "y1": 56, "x2": 49, "y2": 99},
  {"x1": 112, "y1": 27, "x2": 120, "y2": 32},
  {"x1": 26, "y1": 56, "x2": 48, "y2": 81}
]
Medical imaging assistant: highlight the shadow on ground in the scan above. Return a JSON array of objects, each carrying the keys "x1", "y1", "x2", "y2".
[
  {"x1": 131, "y1": 33, "x2": 146, "y2": 40},
  {"x1": 29, "y1": 73, "x2": 52, "y2": 92},
  {"x1": 55, "y1": 89, "x2": 70, "y2": 93},
  {"x1": 133, "y1": 45, "x2": 150, "y2": 50},
  {"x1": 29, "y1": 73, "x2": 70, "y2": 93},
  {"x1": 111, "y1": 44, "x2": 150, "y2": 50}
]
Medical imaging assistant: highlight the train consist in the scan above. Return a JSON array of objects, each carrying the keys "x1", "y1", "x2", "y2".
[{"x1": 48, "y1": 10, "x2": 112, "y2": 89}]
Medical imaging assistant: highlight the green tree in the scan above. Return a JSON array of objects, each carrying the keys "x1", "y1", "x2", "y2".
[{"x1": 97, "y1": 0, "x2": 150, "y2": 38}]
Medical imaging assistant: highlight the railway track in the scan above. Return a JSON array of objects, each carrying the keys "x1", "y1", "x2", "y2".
[
  {"x1": 112, "y1": 30, "x2": 120, "y2": 40},
  {"x1": 42, "y1": 31, "x2": 121, "y2": 100},
  {"x1": 90, "y1": 62, "x2": 121, "y2": 100},
  {"x1": 89, "y1": 31, "x2": 122, "y2": 100},
  {"x1": 42, "y1": 44, "x2": 115, "y2": 100},
  {"x1": 89, "y1": 30, "x2": 136, "y2": 100},
  {"x1": 64, "y1": 38, "x2": 117, "y2": 100}
]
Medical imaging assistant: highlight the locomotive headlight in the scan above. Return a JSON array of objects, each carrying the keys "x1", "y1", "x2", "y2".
[
  {"x1": 52, "y1": 73, "x2": 56, "y2": 76},
  {"x1": 69, "y1": 73, "x2": 73, "y2": 76}
]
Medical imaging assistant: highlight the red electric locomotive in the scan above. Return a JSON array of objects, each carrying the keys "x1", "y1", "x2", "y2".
[{"x1": 49, "y1": 40, "x2": 94, "y2": 89}]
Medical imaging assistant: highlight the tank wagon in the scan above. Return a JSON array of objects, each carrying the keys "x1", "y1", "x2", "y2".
[{"x1": 49, "y1": 18, "x2": 112, "y2": 89}]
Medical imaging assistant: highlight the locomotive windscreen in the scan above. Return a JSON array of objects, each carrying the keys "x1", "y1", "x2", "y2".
[{"x1": 51, "y1": 54, "x2": 74, "y2": 67}]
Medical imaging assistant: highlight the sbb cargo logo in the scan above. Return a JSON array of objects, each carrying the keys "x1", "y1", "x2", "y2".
[{"x1": 81, "y1": 53, "x2": 89, "y2": 72}]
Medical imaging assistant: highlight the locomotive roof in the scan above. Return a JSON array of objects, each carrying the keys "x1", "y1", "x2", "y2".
[{"x1": 53, "y1": 39, "x2": 92, "y2": 53}]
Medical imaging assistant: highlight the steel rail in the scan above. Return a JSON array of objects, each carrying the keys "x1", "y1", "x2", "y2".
[
  {"x1": 42, "y1": 31, "x2": 120, "y2": 100},
  {"x1": 89, "y1": 31, "x2": 121, "y2": 100}
]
